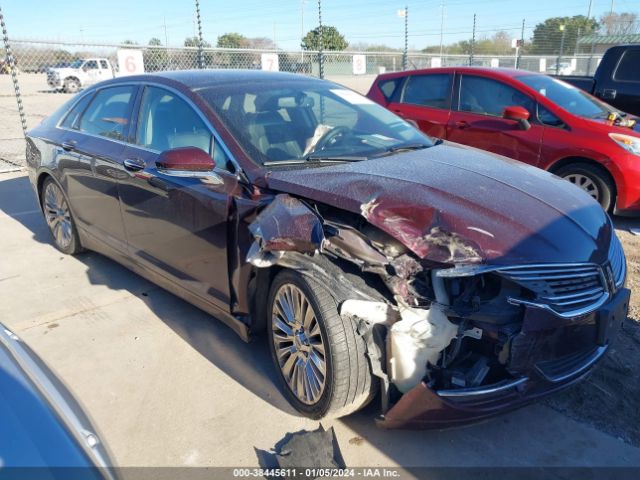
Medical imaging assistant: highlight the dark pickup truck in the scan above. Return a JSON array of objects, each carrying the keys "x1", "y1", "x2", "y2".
[{"x1": 558, "y1": 45, "x2": 640, "y2": 116}]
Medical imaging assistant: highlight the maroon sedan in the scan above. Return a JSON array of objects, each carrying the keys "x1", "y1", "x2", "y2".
[
  {"x1": 367, "y1": 67, "x2": 640, "y2": 214},
  {"x1": 26, "y1": 71, "x2": 628, "y2": 428}
]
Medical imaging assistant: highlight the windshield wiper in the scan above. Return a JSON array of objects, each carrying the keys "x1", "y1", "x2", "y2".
[
  {"x1": 304, "y1": 153, "x2": 368, "y2": 162},
  {"x1": 263, "y1": 155, "x2": 367, "y2": 167},
  {"x1": 389, "y1": 143, "x2": 431, "y2": 152}
]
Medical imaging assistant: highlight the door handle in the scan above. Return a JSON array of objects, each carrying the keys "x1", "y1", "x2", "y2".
[
  {"x1": 61, "y1": 140, "x2": 76, "y2": 151},
  {"x1": 601, "y1": 89, "x2": 617, "y2": 100},
  {"x1": 123, "y1": 158, "x2": 146, "y2": 172},
  {"x1": 455, "y1": 120, "x2": 470, "y2": 129}
]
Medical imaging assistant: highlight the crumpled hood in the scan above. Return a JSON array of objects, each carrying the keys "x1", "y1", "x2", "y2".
[{"x1": 265, "y1": 143, "x2": 611, "y2": 266}]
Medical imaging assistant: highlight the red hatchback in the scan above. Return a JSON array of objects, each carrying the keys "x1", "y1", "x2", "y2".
[{"x1": 367, "y1": 67, "x2": 640, "y2": 214}]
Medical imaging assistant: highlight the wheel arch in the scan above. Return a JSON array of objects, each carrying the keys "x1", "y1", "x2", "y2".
[{"x1": 548, "y1": 156, "x2": 618, "y2": 195}]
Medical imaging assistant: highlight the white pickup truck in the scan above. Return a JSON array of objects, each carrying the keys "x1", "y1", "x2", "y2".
[{"x1": 47, "y1": 58, "x2": 115, "y2": 93}]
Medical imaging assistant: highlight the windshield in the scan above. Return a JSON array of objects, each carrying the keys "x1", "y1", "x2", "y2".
[
  {"x1": 517, "y1": 74, "x2": 616, "y2": 119},
  {"x1": 198, "y1": 80, "x2": 434, "y2": 166},
  {"x1": 69, "y1": 60, "x2": 84, "y2": 68}
]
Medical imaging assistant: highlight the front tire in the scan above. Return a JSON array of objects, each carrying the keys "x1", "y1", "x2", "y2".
[
  {"x1": 41, "y1": 178, "x2": 82, "y2": 255},
  {"x1": 63, "y1": 78, "x2": 80, "y2": 94},
  {"x1": 267, "y1": 270, "x2": 375, "y2": 419},
  {"x1": 555, "y1": 163, "x2": 615, "y2": 212}
]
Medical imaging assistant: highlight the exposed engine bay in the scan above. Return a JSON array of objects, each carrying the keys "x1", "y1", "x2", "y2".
[{"x1": 245, "y1": 193, "x2": 581, "y2": 420}]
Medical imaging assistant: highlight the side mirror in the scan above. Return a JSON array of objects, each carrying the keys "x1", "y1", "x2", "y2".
[
  {"x1": 156, "y1": 147, "x2": 216, "y2": 177},
  {"x1": 502, "y1": 105, "x2": 531, "y2": 131}
]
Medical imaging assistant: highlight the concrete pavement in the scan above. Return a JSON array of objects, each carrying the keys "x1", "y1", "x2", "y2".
[{"x1": 1, "y1": 170, "x2": 639, "y2": 469}]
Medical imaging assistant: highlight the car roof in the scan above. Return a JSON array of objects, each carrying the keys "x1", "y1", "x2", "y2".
[
  {"x1": 376, "y1": 66, "x2": 545, "y2": 80},
  {"x1": 104, "y1": 69, "x2": 327, "y2": 91}
]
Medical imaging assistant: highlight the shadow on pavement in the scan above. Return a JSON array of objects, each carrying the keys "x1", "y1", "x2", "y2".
[
  {"x1": 2, "y1": 173, "x2": 640, "y2": 468},
  {"x1": 0, "y1": 173, "x2": 295, "y2": 416}
]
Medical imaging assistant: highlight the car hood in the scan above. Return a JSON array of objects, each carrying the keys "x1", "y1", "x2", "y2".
[{"x1": 265, "y1": 143, "x2": 611, "y2": 266}]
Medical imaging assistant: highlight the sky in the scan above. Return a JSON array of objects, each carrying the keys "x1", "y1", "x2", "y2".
[{"x1": 2, "y1": 0, "x2": 639, "y2": 50}]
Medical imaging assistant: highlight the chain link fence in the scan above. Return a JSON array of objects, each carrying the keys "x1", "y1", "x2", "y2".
[{"x1": 1, "y1": 38, "x2": 604, "y2": 172}]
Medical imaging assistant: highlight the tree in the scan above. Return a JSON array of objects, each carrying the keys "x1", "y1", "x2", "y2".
[
  {"x1": 600, "y1": 12, "x2": 639, "y2": 35},
  {"x1": 530, "y1": 15, "x2": 598, "y2": 54},
  {"x1": 246, "y1": 37, "x2": 276, "y2": 50},
  {"x1": 184, "y1": 36, "x2": 211, "y2": 48},
  {"x1": 301, "y1": 26, "x2": 348, "y2": 51},
  {"x1": 144, "y1": 37, "x2": 168, "y2": 72},
  {"x1": 217, "y1": 32, "x2": 248, "y2": 49}
]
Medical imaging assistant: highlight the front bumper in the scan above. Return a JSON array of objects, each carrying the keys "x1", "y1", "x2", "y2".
[{"x1": 378, "y1": 287, "x2": 630, "y2": 429}]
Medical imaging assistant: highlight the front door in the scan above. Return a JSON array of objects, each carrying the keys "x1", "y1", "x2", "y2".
[
  {"x1": 118, "y1": 85, "x2": 236, "y2": 309},
  {"x1": 446, "y1": 74, "x2": 543, "y2": 165},
  {"x1": 386, "y1": 73, "x2": 453, "y2": 139}
]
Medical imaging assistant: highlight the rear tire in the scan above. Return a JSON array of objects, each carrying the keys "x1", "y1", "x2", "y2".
[
  {"x1": 555, "y1": 163, "x2": 615, "y2": 212},
  {"x1": 41, "y1": 177, "x2": 83, "y2": 255},
  {"x1": 267, "y1": 269, "x2": 376, "y2": 419}
]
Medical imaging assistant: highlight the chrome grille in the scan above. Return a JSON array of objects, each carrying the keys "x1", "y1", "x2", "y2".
[
  {"x1": 608, "y1": 234, "x2": 626, "y2": 289},
  {"x1": 498, "y1": 264, "x2": 606, "y2": 316}
]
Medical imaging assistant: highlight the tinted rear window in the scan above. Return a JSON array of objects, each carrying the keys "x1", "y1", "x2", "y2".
[
  {"x1": 614, "y1": 49, "x2": 640, "y2": 83},
  {"x1": 402, "y1": 74, "x2": 452, "y2": 109}
]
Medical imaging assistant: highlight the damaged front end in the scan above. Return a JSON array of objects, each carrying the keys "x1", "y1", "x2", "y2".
[{"x1": 247, "y1": 194, "x2": 629, "y2": 428}]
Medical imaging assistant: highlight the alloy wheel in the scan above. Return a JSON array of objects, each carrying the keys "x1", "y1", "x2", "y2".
[
  {"x1": 43, "y1": 182, "x2": 73, "y2": 250},
  {"x1": 564, "y1": 173, "x2": 601, "y2": 202},
  {"x1": 271, "y1": 283, "x2": 327, "y2": 405}
]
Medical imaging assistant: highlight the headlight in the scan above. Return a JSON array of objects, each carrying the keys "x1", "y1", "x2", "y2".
[{"x1": 609, "y1": 133, "x2": 640, "y2": 156}]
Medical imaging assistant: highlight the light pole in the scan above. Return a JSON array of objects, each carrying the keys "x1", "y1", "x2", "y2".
[
  {"x1": 397, "y1": 6, "x2": 408, "y2": 70},
  {"x1": 556, "y1": 24, "x2": 566, "y2": 75},
  {"x1": 301, "y1": 0, "x2": 307, "y2": 62},
  {"x1": 317, "y1": 0, "x2": 324, "y2": 79}
]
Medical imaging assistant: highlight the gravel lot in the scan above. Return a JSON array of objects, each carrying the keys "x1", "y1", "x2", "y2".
[{"x1": 1, "y1": 71, "x2": 640, "y2": 469}]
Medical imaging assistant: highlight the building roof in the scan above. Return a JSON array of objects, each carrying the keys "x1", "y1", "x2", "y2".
[{"x1": 577, "y1": 34, "x2": 640, "y2": 45}]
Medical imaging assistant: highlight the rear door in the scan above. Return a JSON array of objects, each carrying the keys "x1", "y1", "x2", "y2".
[
  {"x1": 605, "y1": 47, "x2": 640, "y2": 116},
  {"x1": 446, "y1": 73, "x2": 543, "y2": 165},
  {"x1": 59, "y1": 84, "x2": 138, "y2": 252},
  {"x1": 118, "y1": 85, "x2": 237, "y2": 309},
  {"x1": 386, "y1": 73, "x2": 453, "y2": 139}
]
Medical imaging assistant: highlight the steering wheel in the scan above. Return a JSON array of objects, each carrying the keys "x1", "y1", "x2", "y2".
[{"x1": 314, "y1": 126, "x2": 351, "y2": 152}]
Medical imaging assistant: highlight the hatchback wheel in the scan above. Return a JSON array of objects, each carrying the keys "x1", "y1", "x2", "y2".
[
  {"x1": 556, "y1": 163, "x2": 615, "y2": 212},
  {"x1": 267, "y1": 270, "x2": 375, "y2": 419},
  {"x1": 41, "y1": 178, "x2": 82, "y2": 254}
]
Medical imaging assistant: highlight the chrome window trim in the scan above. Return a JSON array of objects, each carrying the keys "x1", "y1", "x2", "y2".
[{"x1": 54, "y1": 80, "x2": 245, "y2": 178}]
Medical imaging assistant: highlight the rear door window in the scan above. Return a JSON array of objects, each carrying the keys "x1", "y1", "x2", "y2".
[
  {"x1": 100, "y1": 60, "x2": 109, "y2": 69},
  {"x1": 614, "y1": 49, "x2": 640, "y2": 83},
  {"x1": 378, "y1": 78, "x2": 402, "y2": 101},
  {"x1": 78, "y1": 85, "x2": 136, "y2": 141},
  {"x1": 60, "y1": 92, "x2": 95, "y2": 129},
  {"x1": 458, "y1": 75, "x2": 535, "y2": 117},
  {"x1": 401, "y1": 74, "x2": 452, "y2": 109}
]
